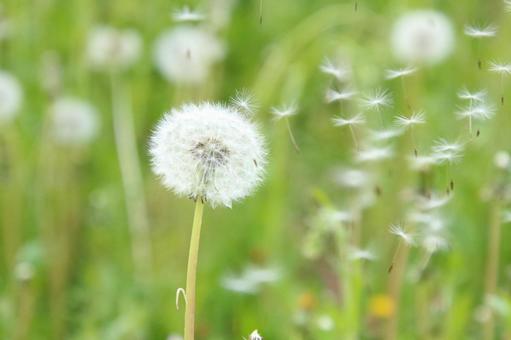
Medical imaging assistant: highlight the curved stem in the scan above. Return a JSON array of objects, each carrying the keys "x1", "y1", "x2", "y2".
[{"x1": 184, "y1": 200, "x2": 205, "y2": 340}]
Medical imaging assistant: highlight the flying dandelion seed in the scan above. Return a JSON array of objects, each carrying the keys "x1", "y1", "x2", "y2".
[
  {"x1": 332, "y1": 113, "x2": 365, "y2": 149},
  {"x1": 464, "y1": 24, "x2": 497, "y2": 38},
  {"x1": 385, "y1": 66, "x2": 417, "y2": 80},
  {"x1": 489, "y1": 62, "x2": 511, "y2": 104},
  {"x1": 457, "y1": 88, "x2": 487, "y2": 103},
  {"x1": 369, "y1": 128, "x2": 404, "y2": 141},
  {"x1": 272, "y1": 104, "x2": 300, "y2": 152},
  {"x1": 249, "y1": 329, "x2": 263, "y2": 340},
  {"x1": 319, "y1": 57, "x2": 352, "y2": 82},
  {"x1": 395, "y1": 111, "x2": 426, "y2": 127},
  {"x1": 231, "y1": 90, "x2": 258, "y2": 116},
  {"x1": 391, "y1": 10, "x2": 455, "y2": 65},
  {"x1": 172, "y1": 6, "x2": 205, "y2": 22},
  {"x1": 356, "y1": 146, "x2": 394, "y2": 163},
  {"x1": 388, "y1": 224, "x2": 414, "y2": 273},
  {"x1": 325, "y1": 88, "x2": 358, "y2": 103}
]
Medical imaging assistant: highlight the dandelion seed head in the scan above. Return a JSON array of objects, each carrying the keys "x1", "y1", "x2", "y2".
[
  {"x1": 153, "y1": 26, "x2": 225, "y2": 85},
  {"x1": 464, "y1": 24, "x2": 497, "y2": 38},
  {"x1": 86, "y1": 26, "x2": 142, "y2": 70},
  {"x1": 271, "y1": 103, "x2": 298, "y2": 120},
  {"x1": 391, "y1": 10, "x2": 455, "y2": 65},
  {"x1": 50, "y1": 97, "x2": 100, "y2": 145},
  {"x1": 149, "y1": 102, "x2": 267, "y2": 208},
  {"x1": 0, "y1": 71, "x2": 23, "y2": 123},
  {"x1": 389, "y1": 224, "x2": 415, "y2": 245},
  {"x1": 385, "y1": 66, "x2": 417, "y2": 80},
  {"x1": 332, "y1": 113, "x2": 365, "y2": 127},
  {"x1": 362, "y1": 89, "x2": 392, "y2": 111},
  {"x1": 395, "y1": 111, "x2": 426, "y2": 127},
  {"x1": 171, "y1": 6, "x2": 205, "y2": 22}
]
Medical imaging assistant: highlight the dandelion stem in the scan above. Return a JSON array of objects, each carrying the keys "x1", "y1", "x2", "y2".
[
  {"x1": 285, "y1": 118, "x2": 300, "y2": 153},
  {"x1": 184, "y1": 199, "x2": 205, "y2": 340},
  {"x1": 110, "y1": 73, "x2": 152, "y2": 281},
  {"x1": 468, "y1": 116, "x2": 472, "y2": 135},
  {"x1": 483, "y1": 198, "x2": 502, "y2": 340},
  {"x1": 348, "y1": 125, "x2": 359, "y2": 150}
]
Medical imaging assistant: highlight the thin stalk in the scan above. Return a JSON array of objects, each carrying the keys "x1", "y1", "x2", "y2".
[
  {"x1": 110, "y1": 72, "x2": 152, "y2": 281},
  {"x1": 385, "y1": 241, "x2": 410, "y2": 340},
  {"x1": 483, "y1": 198, "x2": 502, "y2": 340},
  {"x1": 348, "y1": 125, "x2": 359, "y2": 150},
  {"x1": 285, "y1": 118, "x2": 300, "y2": 153},
  {"x1": 184, "y1": 200, "x2": 205, "y2": 340}
]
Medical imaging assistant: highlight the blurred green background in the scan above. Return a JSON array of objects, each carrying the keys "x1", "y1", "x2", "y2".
[{"x1": 1, "y1": 0, "x2": 511, "y2": 339}]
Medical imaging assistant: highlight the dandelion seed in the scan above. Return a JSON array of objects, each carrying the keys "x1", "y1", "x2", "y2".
[
  {"x1": 488, "y1": 62, "x2": 511, "y2": 75},
  {"x1": 457, "y1": 88, "x2": 487, "y2": 103},
  {"x1": 271, "y1": 104, "x2": 298, "y2": 120},
  {"x1": 456, "y1": 103, "x2": 496, "y2": 121},
  {"x1": 86, "y1": 26, "x2": 142, "y2": 70},
  {"x1": 153, "y1": 26, "x2": 225, "y2": 85},
  {"x1": 356, "y1": 146, "x2": 394, "y2": 163},
  {"x1": 385, "y1": 66, "x2": 417, "y2": 80},
  {"x1": 389, "y1": 224, "x2": 414, "y2": 246},
  {"x1": 149, "y1": 102, "x2": 267, "y2": 208},
  {"x1": 249, "y1": 329, "x2": 263, "y2": 340},
  {"x1": 349, "y1": 247, "x2": 377, "y2": 261},
  {"x1": 464, "y1": 24, "x2": 498, "y2": 38},
  {"x1": 231, "y1": 90, "x2": 257, "y2": 116},
  {"x1": 432, "y1": 139, "x2": 464, "y2": 164},
  {"x1": 391, "y1": 10, "x2": 455, "y2": 65},
  {"x1": 50, "y1": 97, "x2": 100, "y2": 145},
  {"x1": 322, "y1": 208, "x2": 354, "y2": 225},
  {"x1": 395, "y1": 111, "x2": 426, "y2": 127},
  {"x1": 0, "y1": 71, "x2": 23, "y2": 123},
  {"x1": 362, "y1": 89, "x2": 392, "y2": 111},
  {"x1": 418, "y1": 193, "x2": 452, "y2": 210},
  {"x1": 369, "y1": 128, "x2": 404, "y2": 141},
  {"x1": 409, "y1": 154, "x2": 440, "y2": 171},
  {"x1": 172, "y1": 6, "x2": 205, "y2": 22},
  {"x1": 422, "y1": 234, "x2": 449, "y2": 253},
  {"x1": 319, "y1": 58, "x2": 351, "y2": 81},
  {"x1": 331, "y1": 167, "x2": 371, "y2": 189},
  {"x1": 325, "y1": 88, "x2": 358, "y2": 103},
  {"x1": 332, "y1": 113, "x2": 365, "y2": 127}
]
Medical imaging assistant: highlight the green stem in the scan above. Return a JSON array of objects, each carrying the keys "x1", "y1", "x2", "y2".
[{"x1": 184, "y1": 200, "x2": 205, "y2": 340}]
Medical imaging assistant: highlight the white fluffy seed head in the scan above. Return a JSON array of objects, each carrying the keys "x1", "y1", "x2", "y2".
[
  {"x1": 391, "y1": 10, "x2": 455, "y2": 65},
  {"x1": 153, "y1": 26, "x2": 225, "y2": 85},
  {"x1": 49, "y1": 97, "x2": 100, "y2": 145},
  {"x1": 149, "y1": 102, "x2": 267, "y2": 208},
  {"x1": 87, "y1": 26, "x2": 142, "y2": 70},
  {"x1": 0, "y1": 71, "x2": 23, "y2": 123}
]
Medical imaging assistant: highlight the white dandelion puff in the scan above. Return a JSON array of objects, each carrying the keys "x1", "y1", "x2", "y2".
[
  {"x1": 488, "y1": 62, "x2": 511, "y2": 75},
  {"x1": 494, "y1": 151, "x2": 511, "y2": 169},
  {"x1": 385, "y1": 66, "x2": 417, "y2": 80},
  {"x1": 464, "y1": 24, "x2": 498, "y2": 38},
  {"x1": 271, "y1": 103, "x2": 298, "y2": 120},
  {"x1": 389, "y1": 224, "x2": 415, "y2": 246},
  {"x1": 0, "y1": 71, "x2": 23, "y2": 123},
  {"x1": 332, "y1": 113, "x2": 365, "y2": 127},
  {"x1": 432, "y1": 139, "x2": 464, "y2": 164},
  {"x1": 49, "y1": 96, "x2": 100, "y2": 145},
  {"x1": 172, "y1": 6, "x2": 205, "y2": 22},
  {"x1": 391, "y1": 10, "x2": 455, "y2": 65},
  {"x1": 319, "y1": 57, "x2": 351, "y2": 81},
  {"x1": 362, "y1": 89, "x2": 392, "y2": 111},
  {"x1": 325, "y1": 88, "x2": 358, "y2": 103},
  {"x1": 457, "y1": 88, "x2": 487, "y2": 103},
  {"x1": 149, "y1": 102, "x2": 267, "y2": 208},
  {"x1": 395, "y1": 111, "x2": 426, "y2": 127},
  {"x1": 231, "y1": 90, "x2": 257, "y2": 116},
  {"x1": 331, "y1": 167, "x2": 371, "y2": 189},
  {"x1": 456, "y1": 103, "x2": 496, "y2": 121},
  {"x1": 356, "y1": 146, "x2": 394, "y2": 163},
  {"x1": 153, "y1": 26, "x2": 225, "y2": 85},
  {"x1": 86, "y1": 26, "x2": 142, "y2": 70}
]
